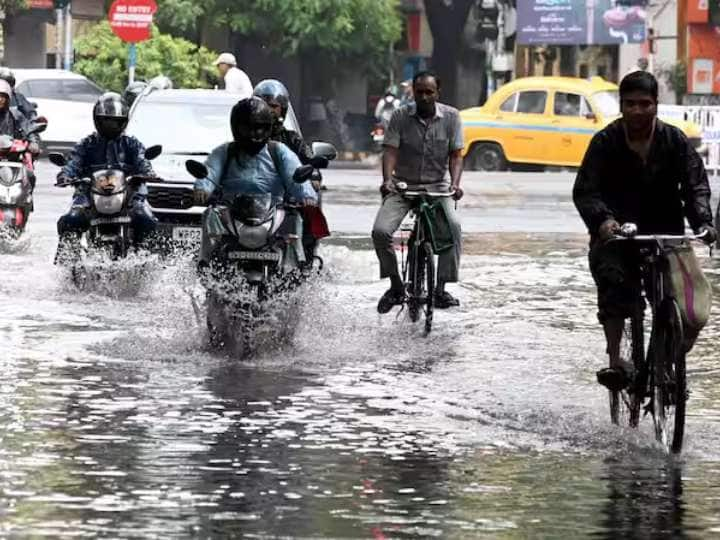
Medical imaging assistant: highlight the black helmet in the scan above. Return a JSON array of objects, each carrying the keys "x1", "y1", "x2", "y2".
[
  {"x1": 122, "y1": 81, "x2": 147, "y2": 108},
  {"x1": 252, "y1": 79, "x2": 290, "y2": 119},
  {"x1": 93, "y1": 92, "x2": 129, "y2": 140},
  {"x1": 0, "y1": 67, "x2": 15, "y2": 88},
  {"x1": 230, "y1": 97, "x2": 273, "y2": 155}
]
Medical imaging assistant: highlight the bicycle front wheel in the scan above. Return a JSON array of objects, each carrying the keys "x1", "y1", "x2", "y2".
[
  {"x1": 651, "y1": 299, "x2": 686, "y2": 454},
  {"x1": 609, "y1": 314, "x2": 643, "y2": 428},
  {"x1": 422, "y1": 241, "x2": 435, "y2": 335}
]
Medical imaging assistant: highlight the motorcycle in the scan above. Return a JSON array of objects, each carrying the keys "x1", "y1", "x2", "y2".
[
  {"x1": 186, "y1": 158, "x2": 322, "y2": 353},
  {"x1": 371, "y1": 95, "x2": 399, "y2": 153},
  {"x1": 0, "y1": 122, "x2": 46, "y2": 239},
  {"x1": 49, "y1": 145, "x2": 162, "y2": 288}
]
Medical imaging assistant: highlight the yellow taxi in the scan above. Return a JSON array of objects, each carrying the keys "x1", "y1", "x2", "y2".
[{"x1": 460, "y1": 76, "x2": 704, "y2": 170}]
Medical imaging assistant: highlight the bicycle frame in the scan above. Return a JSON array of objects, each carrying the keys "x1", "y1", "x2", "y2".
[
  {"x1": 395, "y1": 187, "x2": 455, "y2": 334},
  {"x1": 609, "y1": 230, "x2": 707, "y2": 452}
]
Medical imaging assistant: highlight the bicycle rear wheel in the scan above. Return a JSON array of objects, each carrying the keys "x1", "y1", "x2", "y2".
[
  {"x1": 422, "y1": 241, "x2": 435, "y2": 335},
  {"x1": 609, "y1": 314, "x2": 643, "y2": 427},
  {"x1": 651, "y1": 299, "x2": 686, "y2": 453}
]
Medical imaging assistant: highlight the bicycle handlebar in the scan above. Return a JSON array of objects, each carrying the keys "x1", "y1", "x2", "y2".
[{"x1": 610, "y1": 230, "x2": 708, "y2": 243}]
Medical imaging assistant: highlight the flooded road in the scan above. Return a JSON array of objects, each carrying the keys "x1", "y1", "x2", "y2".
[{"x1": 2, "y1": 163, "x2": 720, "y2": 538}]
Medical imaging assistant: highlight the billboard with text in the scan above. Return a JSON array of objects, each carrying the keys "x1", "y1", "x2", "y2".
[{"x1": 518, "y1": 1, "x2": 648, "y2": 45}]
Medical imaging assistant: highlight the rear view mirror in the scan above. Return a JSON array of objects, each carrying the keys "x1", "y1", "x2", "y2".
[
  {"x1": 311, "y1": 141, "x2": 337, "y2": 161},
  {"x1": 29, "y1": 122, "x2": 47, "y2": 135},
  {"x1": 144, "y1": 145, "x2": 162, "y2": 160},
  {"x1": 293, "y1": 164, "x2": 314, "y2": 183},
  {"x1": 186, "y1": 159, "x2": 208, "y2": 179},
  {"x1": 309, "y1": 155, "x2": 329, "y2": 169},
  {"x1": 48, "y1": 152, "x2": 66, "y2": 167},
  {"x1": 585, "y1": 112, "x2": 597, "y2": 122}
]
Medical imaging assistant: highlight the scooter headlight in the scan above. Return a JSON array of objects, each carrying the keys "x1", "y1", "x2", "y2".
[
  {"x1": 235, "y1": 221, "x2": 271, "y2": 249},
  {"x1": 93, "y1": 192, "x2": 126, "y2": 215},
  {"x1": 0, "y1": 165, "x2": 22, "y2": 187},
  {"x1": 0, "y1": 181, "x2": 24, "y2": 204}
]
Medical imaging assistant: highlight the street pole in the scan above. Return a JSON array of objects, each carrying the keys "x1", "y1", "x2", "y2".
[
  {"x1": 128, "y1": 43, "x2": 137, "y2": 84},
  {"x1": 63, "y1": 3, "x2": 72, "y2": 70},
  {"x1": 55, "y1": 8, "x2": 63, "y2": 69}
]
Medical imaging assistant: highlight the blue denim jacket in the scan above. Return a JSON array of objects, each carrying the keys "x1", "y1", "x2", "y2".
[
  {"x1": 194, "y1": 142, "x2": 317, "y2": 204},
  {"x1": 58, "y1": 133, "x2": 155, "y2": 196}
]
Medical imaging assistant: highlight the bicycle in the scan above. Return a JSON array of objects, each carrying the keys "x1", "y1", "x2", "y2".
[
  {"x1": 394, "y1": 182, "x2": 455, "y2": 335},
  {"x1": 606, "y1": 224, "x2": 709, "y2": 454}
]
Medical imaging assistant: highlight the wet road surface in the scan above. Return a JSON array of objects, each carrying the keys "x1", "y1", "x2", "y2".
[{"x1": 2, "y1": 162, "x2": 720, "y2": 537}]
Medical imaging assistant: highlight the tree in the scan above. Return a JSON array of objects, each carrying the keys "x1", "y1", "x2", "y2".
[
  {"x1": 0, "y1": 0, "x2": 29, "y2": 62},
  {"x1": 73, "y1": 21, "x2": 217, "y2": 92},
  {"x1": 423, "y1": 0, "x2": 475, "y2": 107},
  {"x1": 155, "y1": 0, "x2": 402, "y2": 73}
]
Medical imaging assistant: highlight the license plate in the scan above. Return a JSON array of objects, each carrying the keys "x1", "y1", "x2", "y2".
[
  {"x1": 90, "y1": 216, "x2": 131, "y2": 225},
  {"x1": 172, "y1": 226, "x2": 201, "y2": 242},
  {"x1": 373, "y1": 134, "x2": 384, "y2": 142},
  {"x1": 228, "y1": 250, "x2": 281, "y2": 262}
]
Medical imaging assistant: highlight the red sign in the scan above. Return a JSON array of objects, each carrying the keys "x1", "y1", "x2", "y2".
[
  {"x1": 28, "y1": 0, "x2": 53, "y2": 9},
  {"x1": 108, "y1": 0, "x2": 157, "y2": 43},
  {"x1": 687, "y1": 0, "x2": 709, "y2": 23}
]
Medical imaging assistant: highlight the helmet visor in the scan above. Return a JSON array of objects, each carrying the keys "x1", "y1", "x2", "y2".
[{"x1": 96, "y1": 116, "x2": 128, "y2": 138}]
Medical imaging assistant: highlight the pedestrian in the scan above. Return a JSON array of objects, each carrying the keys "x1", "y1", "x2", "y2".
[
  {"x1": 214, "y1": 52, "x2": 253, "y2": 97},
  {"x1": 371, "y1": 71, "x2": 465, "y2": 313}
]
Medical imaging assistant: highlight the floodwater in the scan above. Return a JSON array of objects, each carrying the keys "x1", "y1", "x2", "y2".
[{"x1": 2, "y1": 164, "x2": 720, "y2": 538}]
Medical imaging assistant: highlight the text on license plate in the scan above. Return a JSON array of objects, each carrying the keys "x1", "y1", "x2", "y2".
[
  {"x1": 228, "y1": 251, "x2": 281, "y2": 261},
  {"x1": 91, "y1": 216, "x2": 131, "y2": 225},
  {"x1": 172, "y1": 227, "x2": 201, "y2": 242}
]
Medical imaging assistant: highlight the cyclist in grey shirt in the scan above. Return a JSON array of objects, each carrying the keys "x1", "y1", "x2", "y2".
[{"x1": 371, "y1": 71, "x2": 465, "y2": 313}]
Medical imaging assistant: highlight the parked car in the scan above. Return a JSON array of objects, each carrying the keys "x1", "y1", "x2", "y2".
[
  {"x1": 461, "y1": 76, "x2": 705, "y2": 171},
  {"x1": 126, "y1": 88, "x2": 312, "y2": 249},
  {"x1": 13, "y1": 69, "x2": 103, "y2": 152}
]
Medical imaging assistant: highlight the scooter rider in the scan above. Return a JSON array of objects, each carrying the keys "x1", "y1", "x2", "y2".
[
  {"x1": 192, "y1": 97, "x2": 317, "y2": 268},
  {"x1": 56, "y1": 92, "x2": 157, "y2": 258},
  {"x1": 0, "y1": 68, "x2": 38, "y2": 122},
  {"x1": 252, "y1": 79, "x2": 313, "y2": 165}
]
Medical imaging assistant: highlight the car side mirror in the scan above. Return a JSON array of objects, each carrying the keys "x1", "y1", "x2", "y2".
[
  {"x1": 293, "y1": 164, "x2": 314, "y2": 183},
  {"x1": 585, "y1": 112, "x2": 598, "y2": 122},
  {"x1": 144, "y1": 144, "x2": 162, "y2": 160},
  {"x1": 311, "y1": 141, "x2": 337, "y2": 161},
  {"x1": 186, "y1": 159, "x2": 208, "y2": 179},
  {"x1": 309, "y1": 155, "x2": 329, "y2": 170},
  {"x1": 48, "y1": 152, "x2": 66, "y2": 167}
]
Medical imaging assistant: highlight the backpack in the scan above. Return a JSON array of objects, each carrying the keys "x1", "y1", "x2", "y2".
[{"x1": 220, "y1": 141, "x2": 282, "y2": 183}]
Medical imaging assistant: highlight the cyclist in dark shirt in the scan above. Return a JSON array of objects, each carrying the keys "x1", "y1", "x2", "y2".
[{"x1": 573, "y1": 71, "x2": 715, "y2": 390}]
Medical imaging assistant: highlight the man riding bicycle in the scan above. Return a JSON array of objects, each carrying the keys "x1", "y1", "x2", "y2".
[
  {"x1": 371, "y1": 71, "x2": 464, "y2": 313},
  {"x1": 573, "y1": 71, "x2": 716, "y2": 390}
]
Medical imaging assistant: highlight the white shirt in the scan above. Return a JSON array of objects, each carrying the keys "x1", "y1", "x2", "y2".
[{"x1": 224, "y1": 66, "x2": 253, "y2": 97}]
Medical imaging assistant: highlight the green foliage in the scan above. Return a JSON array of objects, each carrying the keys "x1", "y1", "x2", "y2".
[
  {"x1": 73, "y1": 21, "x2": 217, "y2": 92},
  {"x1": 662, "y1": 60, "x2": 687, "y2": 105},
  {"x1": 156, "y1": 0, "x2": 402, "y2": 68},
  {"x1": 0, "y1": 0, "x2": 28, "y2": 16}
]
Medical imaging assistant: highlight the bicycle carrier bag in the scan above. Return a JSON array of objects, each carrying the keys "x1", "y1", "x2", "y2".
[
  {"x1": 665, "y1": 244, "x2": 712, "y2": 339},
  {"x1": 421, "y1": 199, "x2": 454, "y2": 254}
]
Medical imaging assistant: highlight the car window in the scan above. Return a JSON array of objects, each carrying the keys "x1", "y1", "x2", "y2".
[
  {"x1": 127, "y1": 100, "x2": 234, "y2": 154},
  {"x1": 15, "y1": 82, "x2": 31, "y2": 96},
  {"x1": 500, "y1": 94, "x2": 517, "y2": 112},
  {"x1": 554, "y1": 92, "x2": 591, "y2": 117},
  {"x1": 62, "y1": 79, "x2": 102, "y2": 102},
  {"x1": 516, "y1": 91, "x2": 547, "y2": 114},
  {"x1": 22, "y1": 80, "x2": 65, "y2": 100}
]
